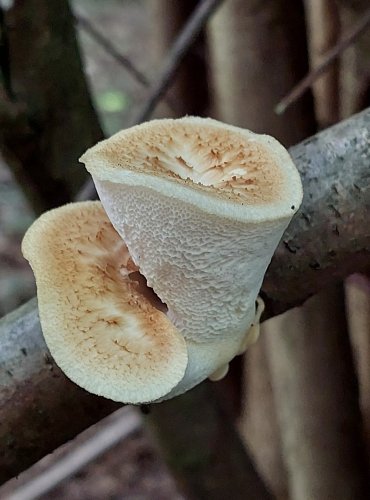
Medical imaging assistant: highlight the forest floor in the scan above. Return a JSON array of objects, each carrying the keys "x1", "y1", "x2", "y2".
[{"x1": 0, "y1": 0, "x2": 184, "y2": 498}]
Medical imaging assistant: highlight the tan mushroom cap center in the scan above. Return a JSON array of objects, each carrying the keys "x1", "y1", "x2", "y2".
[
  {"x1": 68, "y1": 216, "x2": 168, "y2": 358},
  {"x1": 57, "y1": 207, "x2": 174, "y2": 360},
  {"x1": 97, "y1": 121, "x2": 284, "y2": 205}
]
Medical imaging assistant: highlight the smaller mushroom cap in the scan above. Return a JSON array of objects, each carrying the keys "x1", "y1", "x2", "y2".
[{"x1": 22, "y1": 202, "x2": 187, "y2": 404}]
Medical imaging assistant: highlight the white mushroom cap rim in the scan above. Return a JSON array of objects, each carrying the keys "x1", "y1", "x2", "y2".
[{"x1": 80, "y1": 117, "x2": 303, "y2": 223}]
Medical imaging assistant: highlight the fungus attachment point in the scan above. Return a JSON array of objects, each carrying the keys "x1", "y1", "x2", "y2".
[
  {"x1": 22, "y1": 202, "x2": 187, "y2": 404},
  {"x1": 237, "y1": 296, "x2": 265, "y2": 355},
  {"x1": 208, "y1": 298, "x2": 265, "y2": 382}
]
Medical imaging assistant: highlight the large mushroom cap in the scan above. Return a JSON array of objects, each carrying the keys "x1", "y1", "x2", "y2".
[
  {"x1": 22, "y1": 202, "x2": 187, "y2": 403},
  {"x1": 80, "y1": 116, "x2": 303, "y2": 222},
  {"x1": 80, "y1": 117, "x2": 302, "y2": 350}
]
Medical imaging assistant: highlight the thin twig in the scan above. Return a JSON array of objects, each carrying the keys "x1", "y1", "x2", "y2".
[
  {"x1": 275, "y1": 7, "x2": 370, "y2": 115},
  {"x1": 5, "y1": 408, "x2": 141, "y2": 500},
  {"x1": 76, "y1": 0, "x2": 224, "y2": 202},
  {"x1": 76, "y1": 12, "x2": 150, "y2": 87},
  {"x1": 76, "y1": 12, "x2": 178, "y2": 116}
]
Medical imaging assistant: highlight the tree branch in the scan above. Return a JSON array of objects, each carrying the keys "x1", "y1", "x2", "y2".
[
  {"x1": 262, "y1": 107, "x2": 370, "y2": 316},
  {"x1": 1, "y1": 108, "x2": 370, "y2": 482}
]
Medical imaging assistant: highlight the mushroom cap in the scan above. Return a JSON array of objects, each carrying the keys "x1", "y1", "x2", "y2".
[
  {"x1": 22, "y1": 201, "x2": 187, "y2": 404},
  {"x1": 80, "y1": 116, "x2": 303, "y2": 223},
  {"x1": 80, "y1": 117, "x2": 302, "y2": 347}
]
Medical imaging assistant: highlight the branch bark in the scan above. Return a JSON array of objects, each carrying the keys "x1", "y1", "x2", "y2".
[
  {"x1": 0, "y1": 299, "x2": 119, "y2": 484},
  {"x1": 1, "y1": 108, "x2": 370, "y2": 482},
  {"x1": 262, "y1": 107, "x2": 370, "y2": 316}
]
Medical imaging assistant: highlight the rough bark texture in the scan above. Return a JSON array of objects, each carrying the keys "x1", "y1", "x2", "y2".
[
  {"x1": 305, "y1": 0, "x2": 340, "y2": 128},
  {"x1": 263, "y1": 107, "x2": 370, "y2": 316},
  {"x1": 0, "y1": 0, "x2": 103, "y2": 214},
  {"x1": 147, "y1": 383, "x2": 273, "y2": 500},
  {"x1": 208, "y1": 0, "x2": 316, "y2": 146},
  {"x1": 149, "y1": 0, "x2": 209, "y2": 117},
  {"x1": 1, "y1": 109, "x2": 370, "y2": 482},
  {"x1": 266, "y1": 286, "x2": 369, "y2": 499}
]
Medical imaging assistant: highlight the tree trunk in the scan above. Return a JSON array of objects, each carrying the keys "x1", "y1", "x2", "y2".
[
  {"x1": 149, "y1": 0, "x2": 208, "y2": 117},
  {"x1": 346, "y1": 275, "x2": 370, "y2": 462},
  {"x1": 239, "y1": 336, "x2": 288, "y2": 500},
  {"x1": 338, "y1": 0, "x2": 370, "y2": 117},
  {"x1": 338, "y1": 0, "x2": 370, "y2": 469},
  {"x1": 264, "y1": 110, "x2": 370, "y2": 496},
  {"x1": 208, "y1": 0, "x2": 316, "y2": 146},
  {"x1": 304, "y1": 0, "x2": 340, "y2": 128},
  {"x1": 208, "y1": 1, "x2": 315, "y2": 495},
  {"x1": 147, "y1": 383, "x2": 273, "y2": 500},
  {"x1": 266, "y1": 286, "x2": 369, "y2": 499},
  {"x1": 0, "y1": 0, "x2": 103, "y2": 214}
]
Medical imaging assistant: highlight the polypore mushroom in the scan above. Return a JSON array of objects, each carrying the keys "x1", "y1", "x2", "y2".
[{"x1": 23, "y1": 117, "x2": 302, "y2": 404}]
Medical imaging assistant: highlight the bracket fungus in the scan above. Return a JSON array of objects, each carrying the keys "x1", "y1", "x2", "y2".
[{"x1": 22, "y1": 117, "x2": 302, "y2": 404}]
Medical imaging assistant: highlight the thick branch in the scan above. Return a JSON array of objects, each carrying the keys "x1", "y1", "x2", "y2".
[
  {"x1": 262, "y1": 106, "x2": 370, "y2": 317},
  {"x1": 0, "y1": 300, "x2": 119, "y2": 484},
  {"x1": 1, "y1": 108, "x2": 370, "y2": 481}
]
